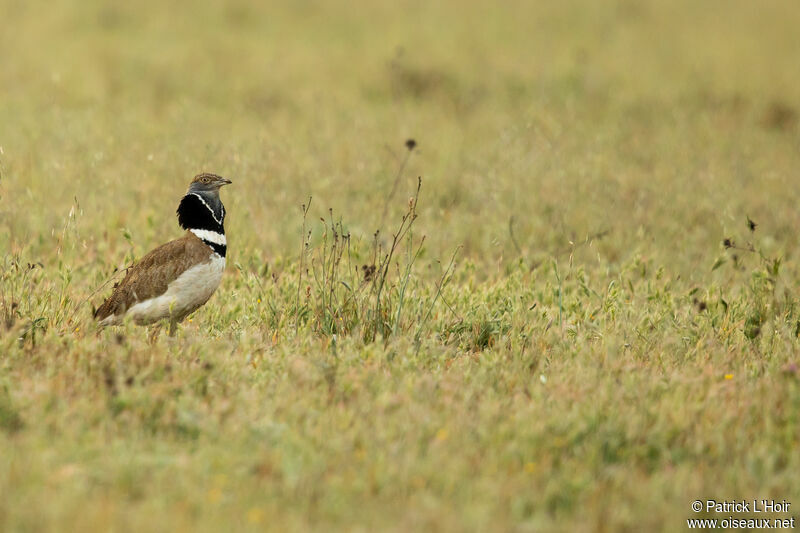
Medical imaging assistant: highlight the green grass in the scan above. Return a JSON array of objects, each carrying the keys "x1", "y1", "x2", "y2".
[{"x1": 2, "y1": 0, "x2": 800, "y2": 531}]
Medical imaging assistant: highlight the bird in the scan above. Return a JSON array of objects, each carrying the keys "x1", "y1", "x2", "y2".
[{"x1": 94, "y1": 173, "x2": 232, "y2": 334}]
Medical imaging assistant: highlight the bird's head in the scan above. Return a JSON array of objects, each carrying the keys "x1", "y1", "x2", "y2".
[{"x1": 188, "y1": 173, "x2": 232, "y2": 195}]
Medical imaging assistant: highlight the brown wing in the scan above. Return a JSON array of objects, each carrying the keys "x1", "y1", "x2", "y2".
[{"x1": 94, "y1": 232, "x2": 213, "y2": 321}]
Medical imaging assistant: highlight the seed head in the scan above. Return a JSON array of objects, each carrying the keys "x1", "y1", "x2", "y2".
[{"x1": 362, "y1": 264, "x2": 376, "y2": 281}]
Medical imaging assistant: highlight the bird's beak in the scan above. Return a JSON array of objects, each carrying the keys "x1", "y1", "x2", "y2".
[{"x1": 218, "y1": 178, "x2": 232, "y2": 187}]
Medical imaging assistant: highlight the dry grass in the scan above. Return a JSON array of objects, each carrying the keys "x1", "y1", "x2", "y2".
[{"x1": 1, "y1": 0, "x2": 800, "y2": 531}]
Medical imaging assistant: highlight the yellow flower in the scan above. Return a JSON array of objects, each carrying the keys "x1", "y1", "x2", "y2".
[
  {"x1": 435, "y1": 428, "x2": 448, "y2": 442},
  {"x1": 524, "y1": 462, "x2": 536, "y2": 473},
  {"x1": 247, "y1": 508, "x2": 264, "y2": 524},
  {"x1": 724, "y1": 374, "x2": 733, "y2": 380}
]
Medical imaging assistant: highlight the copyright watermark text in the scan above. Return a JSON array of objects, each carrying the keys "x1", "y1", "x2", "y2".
[{"x1": 687, "y1": 500, "x2": 795, "y2": 529}]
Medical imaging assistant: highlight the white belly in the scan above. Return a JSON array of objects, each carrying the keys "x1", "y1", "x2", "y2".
[{"x1": 125, "y1": 255, "x2": 226, "y2": 325}]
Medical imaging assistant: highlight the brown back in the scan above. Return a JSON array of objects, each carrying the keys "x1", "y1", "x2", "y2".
[{"x1": 94, "y1": 232, "x2": 214, "y2": 321}]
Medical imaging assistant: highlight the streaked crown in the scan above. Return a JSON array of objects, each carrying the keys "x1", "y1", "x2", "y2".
[{"x1": 188, "y1": 173, "x2": 233, "y2": 193}]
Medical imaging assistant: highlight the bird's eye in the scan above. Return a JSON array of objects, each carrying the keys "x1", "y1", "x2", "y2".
[{"x1": 202, "y1": 177, "x2": 210, "y2": 183}]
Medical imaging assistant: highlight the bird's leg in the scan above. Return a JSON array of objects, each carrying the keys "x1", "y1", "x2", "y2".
[
  {"x1": 148, "y1": 323, "x2": 162, "y2": 345},
  {"x1": 168, "y1": 319, "x2": 178, "y2": 337}
]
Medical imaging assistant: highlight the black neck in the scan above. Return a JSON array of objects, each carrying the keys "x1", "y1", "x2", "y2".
[
  {"x1": 204, "y1": 240, "x2": 227, "y2": 257},
  {"x1": 177, "y1": 193, "x2": 227, "y2": 257},
  {"x1": 177, "y1": 193, "x2": 226, "y2": 234}
]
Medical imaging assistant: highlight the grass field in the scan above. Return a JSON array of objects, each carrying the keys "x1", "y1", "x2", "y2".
[{"x1": 2, "y1": 0, "x2": 800, "y2": 531}]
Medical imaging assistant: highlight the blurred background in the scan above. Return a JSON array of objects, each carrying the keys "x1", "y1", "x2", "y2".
[
  {"x1": 1, "y1": 0, "x2": 799, "y2": 278},
  {"x1": 2, "y1": 3, "x2": 800, "y2": 531}
]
